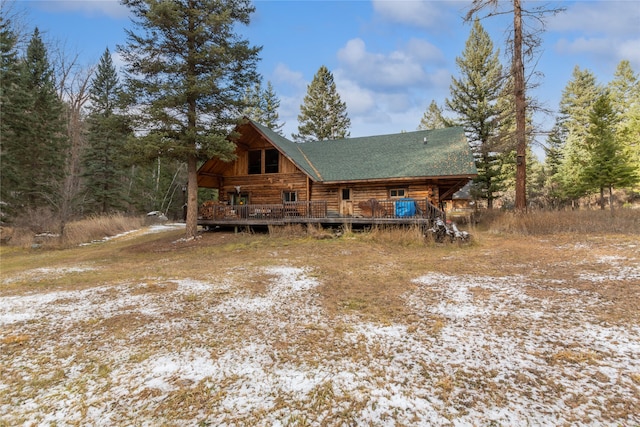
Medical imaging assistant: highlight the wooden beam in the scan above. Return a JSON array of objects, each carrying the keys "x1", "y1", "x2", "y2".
[{"x1": 439, "y1": 179, "x2": 470, "y2": 200}]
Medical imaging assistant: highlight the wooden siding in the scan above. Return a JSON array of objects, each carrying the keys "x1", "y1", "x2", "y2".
[
  {"x1": 217, "y1": 172, "x2": 308, "y2": 205},
  {"x1": 309, "y1": 181, "x2": 440, "y2": 217}
]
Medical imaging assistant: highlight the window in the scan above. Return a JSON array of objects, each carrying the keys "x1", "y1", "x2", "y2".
[
  {"x1": 248, "y1": 150, "x2": 261, "y2": 175},
  {"x1": 265, "y1": 149, "x2": 279, "y2": 173},
  {"x1": 389, "y1": 189, "x2": 407, "y2": 198},
  {"x1": 283, "y1": 191, "x2": 297, "y2": 202},
  {"x1": 248, "y1": 149, "x2": 279, "y2": 174},
  {"x1": 341, "y1": 188, "x2": 351, "y2": 201}
]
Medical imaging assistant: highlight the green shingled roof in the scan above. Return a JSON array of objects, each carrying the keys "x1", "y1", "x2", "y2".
[{"x1": 250, "y1": 120, "x2": 477, "y2": 183}]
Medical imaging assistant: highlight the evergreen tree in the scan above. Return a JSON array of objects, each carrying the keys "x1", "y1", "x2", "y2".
[
  {"x1": 0, "y1": 13, "x2": 22, "y2": 217},
  {"x1": 3, "y1": 28, "x2": 68, "y2": 217},
  {"x1": 498, "y1": 146, "x2": 544, "y2": 208},
  {"x1": 242, "y1": 82, "x2": 263, "y2": 122},
  {"x1": 466, "y1": 1, "x2": 565, "y2": 211},
  {"x1": 293, "y1": 65, "x2": 350, "y2": 142},
  {"x1": 541, "y1": 121, "x2": 567, "y2": 208},
  {"x1": 83, "y1": 48, "x2": 131, "y2": 214},
  {"x1": 418, "y1": 100, "x2": 449, "y2": 130},
  {"x1": 445, "y1": 19, "x2": 506, "y2": 208},
  {"x1": 242, "y1": 80, "x2": 285, "y2": 134},
  {"x1": 525, "y1": 150, "x2": 546, "y2": 209},
  {"x1": 583, "y1": 93, "x2": 638, "y2": 211},
  {"x1": 119, "y1": 0, "x2": 261, "y2": 238},
  {"x1": 262, "y1": 81, "x2": 284, "y2": 134},
  {"x1": 608, "y1": 60, "x2": 640, "y2": 183},
  {"x1": 557, "y1": 66, "x2": 602, "y2": 200}
]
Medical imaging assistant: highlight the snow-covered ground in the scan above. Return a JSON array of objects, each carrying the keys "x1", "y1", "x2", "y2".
[{"x1": 1, "y1": 239, "x2": 639, "y2": 425}]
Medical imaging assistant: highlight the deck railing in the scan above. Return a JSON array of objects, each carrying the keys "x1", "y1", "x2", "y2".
[
  {"x1": 198, "y1": 198, "x2": 444, "y2": 223},
  {"x1": 356, "y1": 198, "x2": 445, "y2": 221},
  {"x1": 199, "y1": 201, "x2": 328, "y2": 221}
]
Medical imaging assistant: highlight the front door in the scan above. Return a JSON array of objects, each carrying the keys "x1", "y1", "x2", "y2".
[
  {"x1": 229, "y1": 192, "x2": 249, "y2": 218},
  {"x1": 340, "y1": 188, "x2": 353, "y2": 216}
]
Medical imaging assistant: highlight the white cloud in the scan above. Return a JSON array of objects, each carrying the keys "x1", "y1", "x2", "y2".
[
  {"x1": 336, "y1": 37, "x2": 443, "y2": 90},
  {"x1": 332, "y1": 74, "x2": 376, "y2": 115},
  {"x1": 555, "y1": 36, "x2": 613, "y2": 56},
  {"x1": 405, "y1": 38, "x2": 445, "y2": 62},
  {"x1": 555, "y1": 36, "x2": 640, "y2": 70},
  {"x1": 371, "y1": 0, "x2": 462, "y2": 31},
  {"x1": 548, "y1": 1, "x2": 640, "y2": 36},
  {"x1": 617, "y1": 38, "x2": 640, "y2": 69},
  {"x1": 272, "y1": 63, "x2": 307, "y2": 92},
  {"x1": 37, "y1": 0, "x2": 130, "y2": 19},
  {"x1": 545, "y1": 2, "x2": 640, "y2": 77}
]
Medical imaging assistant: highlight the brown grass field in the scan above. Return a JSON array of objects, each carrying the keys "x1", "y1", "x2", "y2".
[{"x1": 0, "y1": 211, "x2": 639, "y2": 426}]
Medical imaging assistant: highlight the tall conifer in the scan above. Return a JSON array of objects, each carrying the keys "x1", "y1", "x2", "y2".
[
  {"x1": 293, "y1": 65, "x2": 350, "y2": 142},
  {"x1": 242, "y1": 80, "x2": 284, "y2": 134},
  {"x1": 418, "y1": 100, "x2": 449, "y2": 130},
  {"x1": 583, "y1": 94, "x2": 638, "y2": 210},
  {"x1": 0, "y1": 14, "x2": 22, "y2": 216},
  {"x1": 83, "y1": 48, "x2": 131, "y2": 214},
  {"x1": 119, "y1": 0, "x2": 261, "y2": 238},
  {"x1": 557, "y1": 66, "x2": 602, "y2": 199},
  {"x1": 4, "y1": 28, "x2": 68, "y2": 215},
  {"x1": 608, "y1": 60, "x2": 640, "y2": 178},
  {"x1": 446, "y1": 19, "x2": 505, "y2": 208}
]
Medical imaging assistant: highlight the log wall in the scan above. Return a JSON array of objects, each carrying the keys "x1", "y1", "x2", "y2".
[
  {"x1": 310, "y1": 181, "x2": 440, "y2": 216},
  {"x1": 219, "y1": 172, "x2": 309, "y2": 205}
]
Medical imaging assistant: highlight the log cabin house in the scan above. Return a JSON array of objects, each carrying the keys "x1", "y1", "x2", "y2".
[{"x1": 196, "y1": 119, "x2": 477, "y2": 228}]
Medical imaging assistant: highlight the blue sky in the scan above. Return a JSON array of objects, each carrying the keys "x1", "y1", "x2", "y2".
[{"x1": 13, "y1": 0, "x2": 640, "y2": 152}]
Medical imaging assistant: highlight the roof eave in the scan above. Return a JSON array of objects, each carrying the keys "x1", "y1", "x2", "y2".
[
  {"x1": 247, "y1": 121, "x2": 322, "y2": 182},
  {"x1": 319, "y1": 173, "x2": 478, "y2": 185}
]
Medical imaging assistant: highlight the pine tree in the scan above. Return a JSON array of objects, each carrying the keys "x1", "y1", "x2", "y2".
[
  {"x1": 242, "y1": 82, "x2": 263, "y2": 122},
  {"x1": 445, "y1": 19, "x2": 505, "y2": 208},
  {"x1": 583, "y1": 93, "x2": 638, "y2": 211},
  {"x1": 541, "y1": 121, "x2": 567, "y2": 207},
  {"x1": 120, "y1": 0, "x2": 261, "y2": 238},
  {"x1": 0, "y1": 13, "x2": 22, "y2": 217},
  {"x1": 466, "y1": 1, "x2": 565, "y2": 211},
  {"x1": 557, "y1": 66, "x2": 602, "y2": 200},
  {"x1": 3, "y1": 28, "x2": 68, "y2": 217},
  {"x1": 83, "y1": 48, "x2": 131, "y2": 214},
  {"x1": 418, "y1": 100, "x2": 449, "y2": 130},
  {"x1": 263, "y1": 81, "x2": 285, "y2": 134},
  {"x1": 293, "y1": 65, "x2": 350, "y2": 142},
  {"x1": 497, "y1": 146, "x2": 543, "y2": 208},
  {"x1": 608, "y1": 60, "x2": 640, "y2": 182},
  {"x1": 242, "y1": 80, "x2": 285, "y2": 134}
]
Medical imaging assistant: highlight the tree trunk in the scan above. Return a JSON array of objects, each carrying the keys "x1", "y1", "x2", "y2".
[
  {"x1": 185, "y1": 155, "x2": 199, "y2": 239},
  {"x1": 600, "y1": 186, "x2": 605, "y2": 210},
  {"x1": 608, "y1": 186, "x2": 614, "y2": 213},
  {"x1": 513, "y1": 0, "x2": 527, "y2": 213}
]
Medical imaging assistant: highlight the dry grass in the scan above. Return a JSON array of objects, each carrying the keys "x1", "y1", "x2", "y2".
[
  {"x1": 1, "y1": 214, "x2": 639, "y2": 425},
  {"x1": 481, "y1": 208, "x2": 640, "y2": 235},
  {"x1": 62, "y1": 214, "x2": 145, "y2": 246},
  {"x1": 3, "y1": 213, "x2": 146, "y2": 249}
]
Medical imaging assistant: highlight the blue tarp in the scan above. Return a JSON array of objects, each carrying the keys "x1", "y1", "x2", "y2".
[{"x1": 395, "y1": 198, "x2": 416, "y2": 217}]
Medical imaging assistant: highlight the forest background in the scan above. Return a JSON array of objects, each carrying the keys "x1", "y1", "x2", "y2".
[{"x1": 0, "y1": 0, "x2": 638, "y2": 242}]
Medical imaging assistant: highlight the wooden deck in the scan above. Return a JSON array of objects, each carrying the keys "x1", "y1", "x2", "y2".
[{"x1": 198, "y1": 199, "x2": 446, "y2": 228}]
